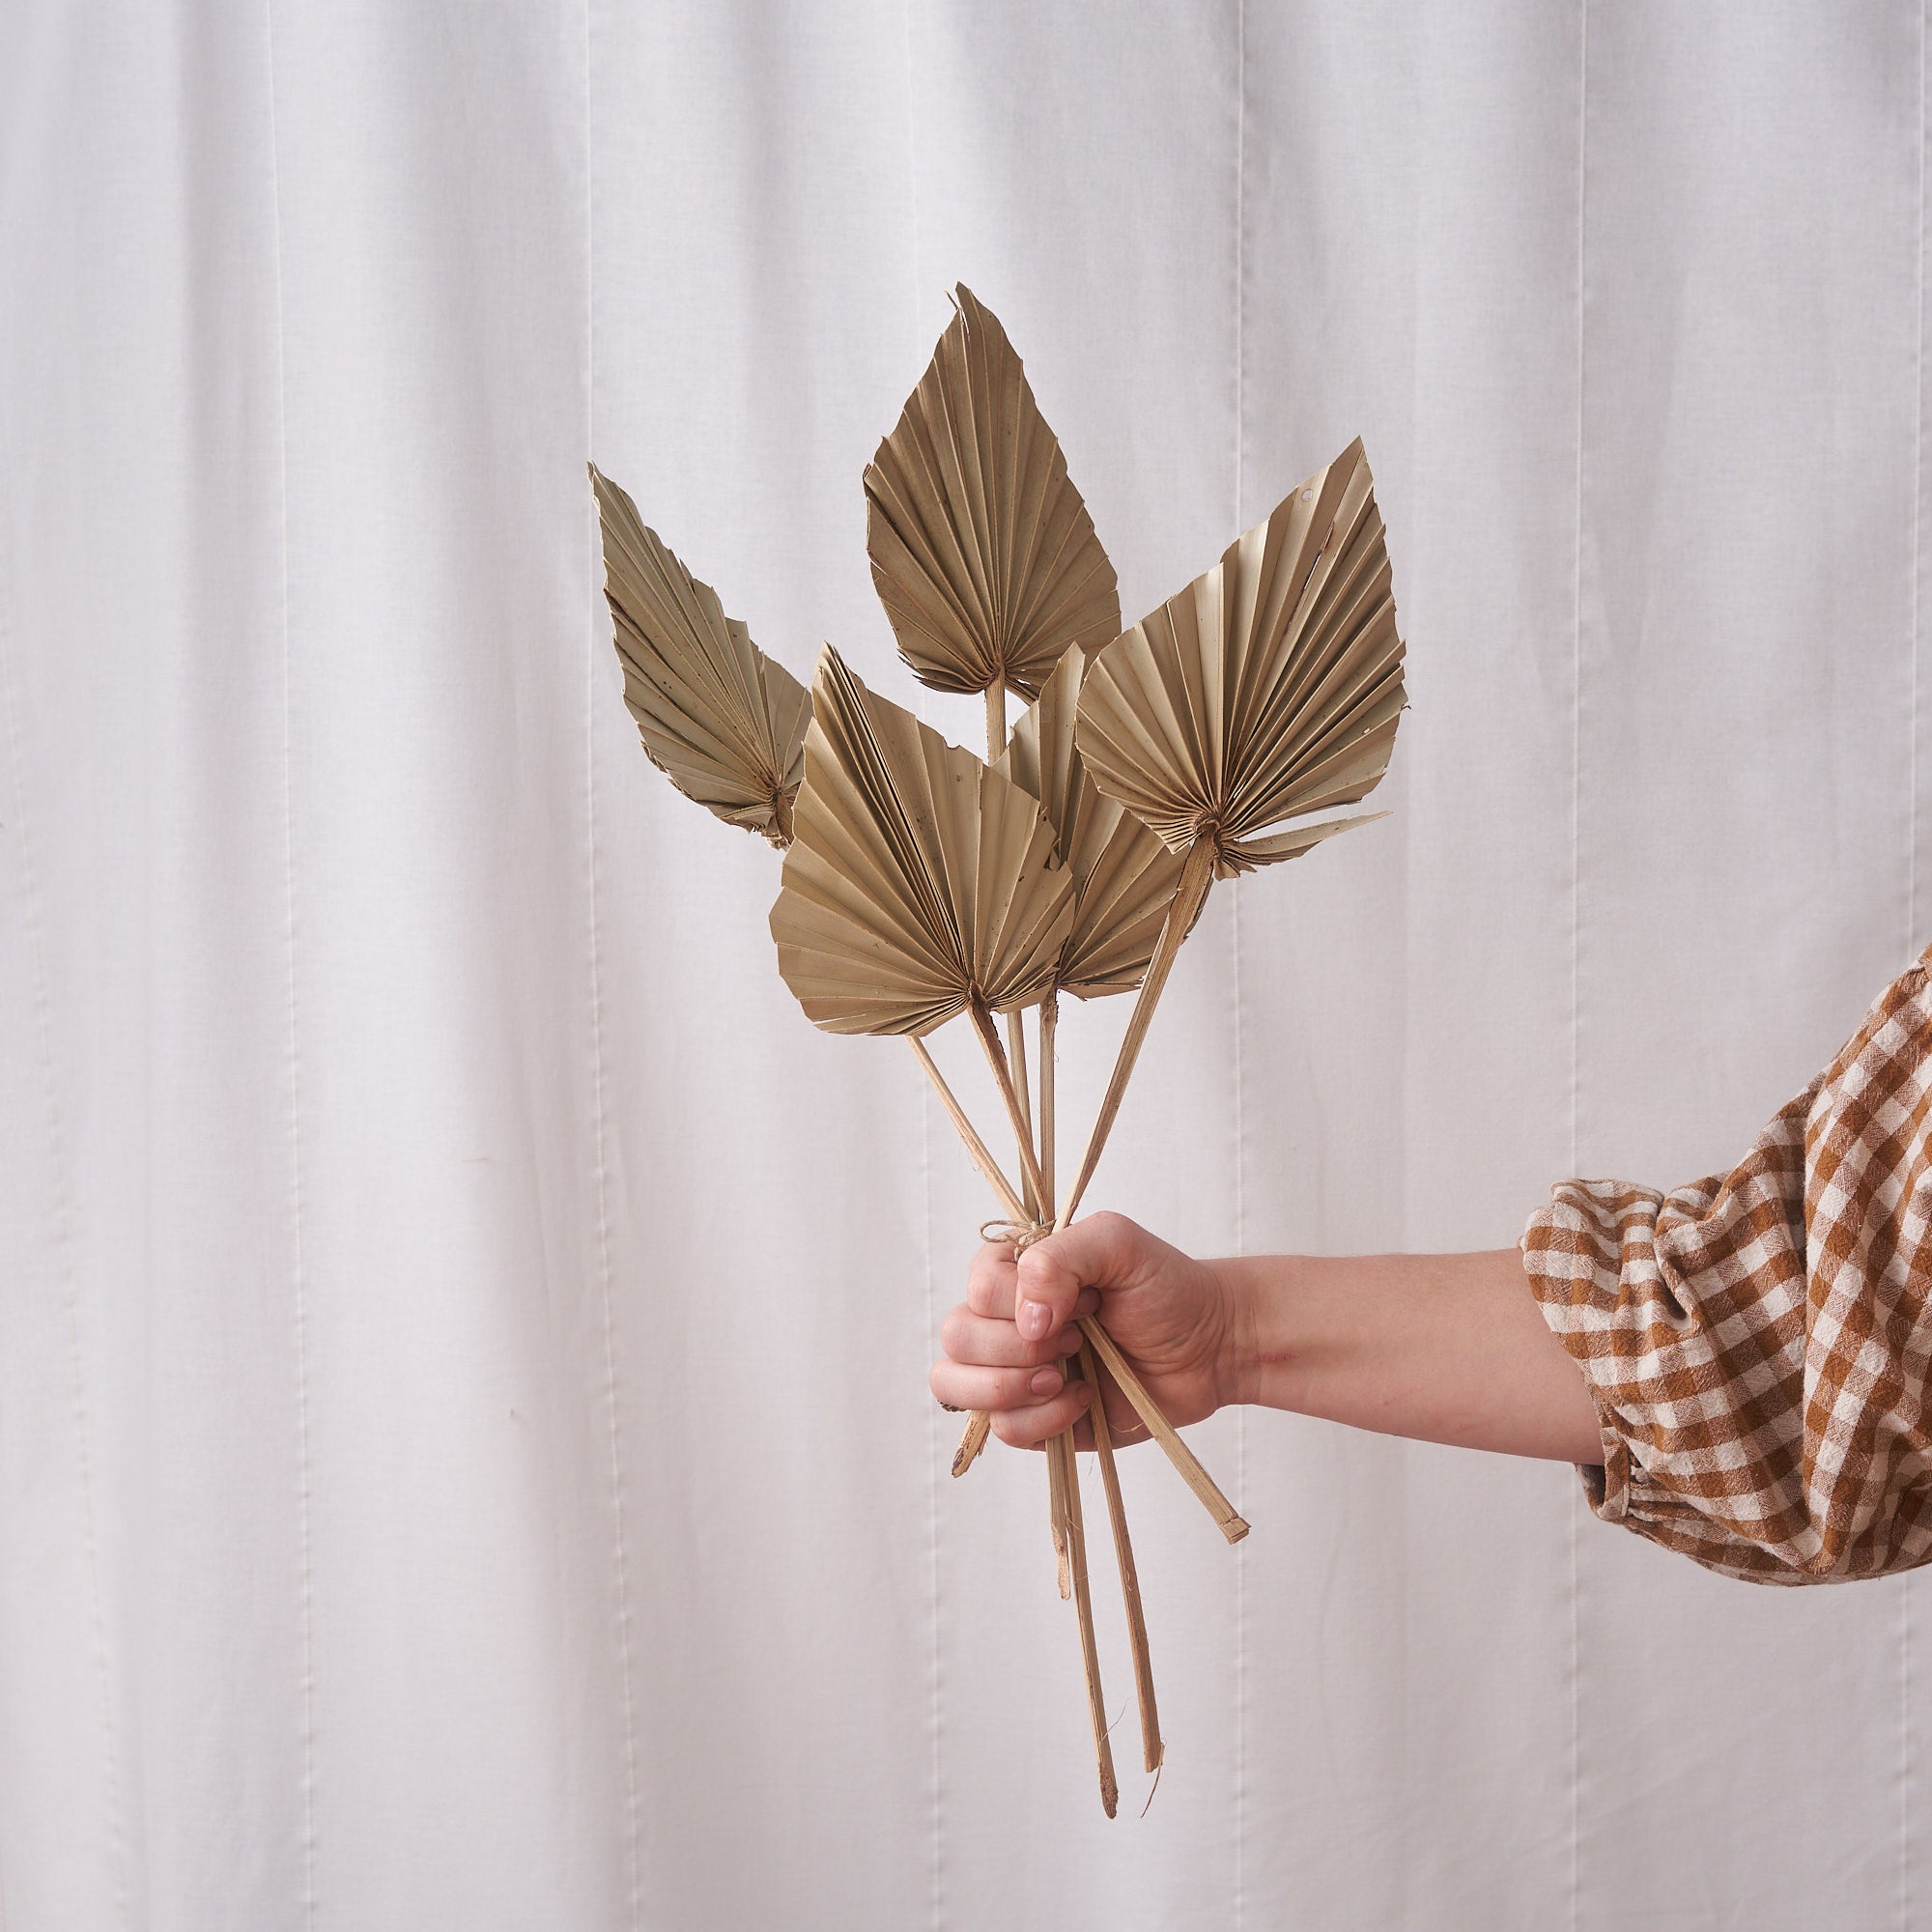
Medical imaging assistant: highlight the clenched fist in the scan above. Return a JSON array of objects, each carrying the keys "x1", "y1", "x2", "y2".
[{"x1": 929, "y1": 1211, "x2": 1237, "y2": 1451}]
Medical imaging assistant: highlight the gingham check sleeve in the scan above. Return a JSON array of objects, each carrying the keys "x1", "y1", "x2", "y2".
[{"x1": 1520, "y1": 947, "x2": 1932, "y2": 1584}]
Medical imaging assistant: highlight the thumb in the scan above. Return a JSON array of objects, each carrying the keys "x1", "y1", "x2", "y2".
[{"x1": 1012, "y1": 1211, "x2": 1143, "y2": 1343}]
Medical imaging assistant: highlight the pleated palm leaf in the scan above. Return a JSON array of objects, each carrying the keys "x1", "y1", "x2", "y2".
[
  {"x1": 769, "y1": 645, "x2": 1075, "y2": 1038},
  {"x1": 1056, "y1": 439, "x2": 1406, "y2": 1226},
  {"x1": 1076, "y1": 436, "x2": 1404, "y2": 876},
  {"x1": 864, "y1": 285, "x2": 1121, "y2": 718},
  {"x1": 591, "y1": 464, "x2": 810, "y2": 847}
]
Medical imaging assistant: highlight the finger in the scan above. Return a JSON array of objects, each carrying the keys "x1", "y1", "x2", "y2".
[
  {"x1": 940, "y1": 1307, "x2": 1083, "y2": 1371},
  {"x1": 990, "y1": 1379, "x2": 1094, "y2": 1450},
  {"x1": 967, "y1": 1250, "x2": 1098, "y2": 1327},
  {"x1": 966, "y1": 1242, "x2": 1019, "y2": 1319},
  {"x1": 1012, "y1": 1212, "x2": 1150, "y2": 1343},
  {"x1": 930, "y1": 1359, "x2": 1070, "y2": 1413}
]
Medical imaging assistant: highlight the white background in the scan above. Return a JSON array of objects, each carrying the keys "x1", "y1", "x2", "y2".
[{"x1": 3, "y1": 3, "x2": 1929, "y2": 1926}]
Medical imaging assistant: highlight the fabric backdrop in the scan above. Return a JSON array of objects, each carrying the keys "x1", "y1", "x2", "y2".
[{"x1": 4, "y1": 3, "x2": 1929, "y2": 1926}]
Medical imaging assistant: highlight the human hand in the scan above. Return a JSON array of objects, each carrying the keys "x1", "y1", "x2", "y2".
[{"x1": 929, "y1": 1212, "x2": 1236, "y2": 1450}]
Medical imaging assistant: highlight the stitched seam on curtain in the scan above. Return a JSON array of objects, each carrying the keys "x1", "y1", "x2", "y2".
[
  {"x1": 1230, "y1": 1, "x2": 1247, "y2": 1923},
  {"x1": 261, "y1": 5, "x2": 318, "y2": 1919},
  {"x1": 0, "y1": 428, "x2": 129, "y2": 1926},
  {"x1": 582, "y1": 6, "x2": 645, "y2": 1919},
  {"x1": 1918, "y1": 0, "x2": 1928, "y2": 964},
  {"x1": 923, "y1": 1036, "x2": 941, "y2": 1932},
  {"x1": 1569, "y1": 6, "x2": 1589, "y2": 1929},
  {"x1": 1905, "y1": 14, "x2": 1927, "y2": 1928},
  {"x1": 894, "y1": 9, "x2": 944, "y2": 1922}
]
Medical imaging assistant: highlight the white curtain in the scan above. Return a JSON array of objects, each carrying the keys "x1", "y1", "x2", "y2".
[{"x1": 3, "y1": 3, "x2": 1927, "y2": 1925}]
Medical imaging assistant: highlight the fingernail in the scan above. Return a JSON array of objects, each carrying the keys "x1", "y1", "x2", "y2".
[
  {"x1": 1016, "y1": 1299, "x2": 1052, "y2": 1342},
  {"x1": 1029, "y1": 1367, "x2": 1063, "y2": 1397}
]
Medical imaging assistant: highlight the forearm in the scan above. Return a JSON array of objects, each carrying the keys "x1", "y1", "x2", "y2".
[{"x1": 1213, "y1": 1249, "x2": 1604, "y2": 1464}]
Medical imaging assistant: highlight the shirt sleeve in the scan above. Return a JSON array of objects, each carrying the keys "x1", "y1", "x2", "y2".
[{"x1": 1520, "y1": 948, "x2": 1932, "y2": 1584}]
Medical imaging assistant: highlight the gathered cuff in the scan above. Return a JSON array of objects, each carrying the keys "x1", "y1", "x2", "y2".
[{"x1": 1520, "y1": 1183, "x2": 1655, "y2": 1529}]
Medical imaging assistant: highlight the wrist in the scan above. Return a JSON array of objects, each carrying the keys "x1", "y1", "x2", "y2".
[{"x1": 1208, "y1": 1253, "x2": 1301, "y2": 1412}]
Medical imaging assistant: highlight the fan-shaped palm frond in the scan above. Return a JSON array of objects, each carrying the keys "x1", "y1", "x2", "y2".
[
  {"x1": 770, "y1": 646, "x2": 1075, "y2": 1037},
  {"x1": 592, "y1": 465, "x2": 810, "y2": 847},
  {"x1": 865, "y1": 285, "x2": 1121, "y2": 701},
  {"x1": 1074, "y1": 438, "x2": 1403, "y2": 877}
]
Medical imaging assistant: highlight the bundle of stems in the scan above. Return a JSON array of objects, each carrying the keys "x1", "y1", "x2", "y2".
[{"x1": 591, "y1": 285, "x2": 1404, "y2": 1815}]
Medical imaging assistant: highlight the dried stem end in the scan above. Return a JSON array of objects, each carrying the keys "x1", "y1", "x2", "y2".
[
  {"x1": 1080, "y1": 1337, "x2": 1163, "y2": 1775},
  {"x1": 1078, "y1": 1315, "x2": 1249, "y2": 1544},
  {"x1": 952, "y1": 1410, "x2": 992, "y2": 1477},
  {"x1": 1053, "y1": 1426, "x2": 1119, "y2": 1816}
]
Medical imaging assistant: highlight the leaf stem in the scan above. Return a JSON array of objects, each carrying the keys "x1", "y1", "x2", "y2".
[
  {"x1": 906, "y1": 1036, "x2": 1025, "y2": 1224},
  {"x1": 1057, "y1": 837, "x2": 1217, "y2": 1230},
  {"x1": 967, "y1": 1000, "x2": 1049, "y2": 1214}
]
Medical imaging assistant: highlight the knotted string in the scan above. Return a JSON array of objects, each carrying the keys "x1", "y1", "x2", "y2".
[{"x1": 980, "y1": 1218, "x2": 1052, "y2": 1257}]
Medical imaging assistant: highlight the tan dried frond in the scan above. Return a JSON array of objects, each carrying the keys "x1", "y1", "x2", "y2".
[
  {"x1": 1073, "y1": 439, "x2": 1404, "y2": 878},
  {"x1": 864, "y1": 285, "x2": 1121, "y2": 701},
  {"x1": 770, "y1": 647, "x2": 1075, "y2": 1036},
  {"x1": 1000, "y1": 649, "x2": 1185, "y2": 999},
  {"x1": 591, "y1": 465, "x2": 810, "y2": 847}
]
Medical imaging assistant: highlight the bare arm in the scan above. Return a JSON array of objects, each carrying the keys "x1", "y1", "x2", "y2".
[
  {"x1": 931, "y1": 1213, "x2": 1603, "y2": 1466},
  {"x1": 1219, "y1": 1248, "x2": 1603, "y2": 1463}
]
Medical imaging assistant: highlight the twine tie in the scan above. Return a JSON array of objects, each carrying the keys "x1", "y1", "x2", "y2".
[{"x1": 980, "y1": 1219, "x2": 1051, "y2": 1256}]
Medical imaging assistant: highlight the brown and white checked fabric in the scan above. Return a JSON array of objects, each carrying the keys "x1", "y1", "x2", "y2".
[{"x1": 1520, "y1": 946, "x2": 1932, "y2": 1584}]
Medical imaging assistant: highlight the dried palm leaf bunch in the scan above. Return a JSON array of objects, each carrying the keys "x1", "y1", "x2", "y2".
[{"x1": 590, "y1": 289, "x2": 1405, "y2": 1818}]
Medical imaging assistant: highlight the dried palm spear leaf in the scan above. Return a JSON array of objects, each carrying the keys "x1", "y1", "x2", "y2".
[
  {"x1": 770, "y1": 645, "x2": 1075, "y2": 1037},
  {"x1": 864, "y1": 285, "x2": 1121, "y2": 707},
  {"x1": 999, "y1": 648, "x2": 1186, "y2": 1000},
  {"x1": 1055, "y1": 440, "x2": 1404, "y2": 1235},
  {"x1": 1074, "y1": 437, "x2": 1404, "y2": 879},
  {"x1": 591, "y1": 464, "x2": 810, "y2": 847}
]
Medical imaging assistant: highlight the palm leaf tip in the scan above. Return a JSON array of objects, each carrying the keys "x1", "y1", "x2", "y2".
[
  {"x1": 769, "y1": 644, "x2": 1075, "y2": 1036},
  {"x1": 1072, "y1": 437, "x2": 1406, "y2": 876},
  {"x1": 590, "y1": 464, "x2": 810, "y2": 847},
  {"x1": 863, "y1": 284, "x2": 1122, "y2": 702}
]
